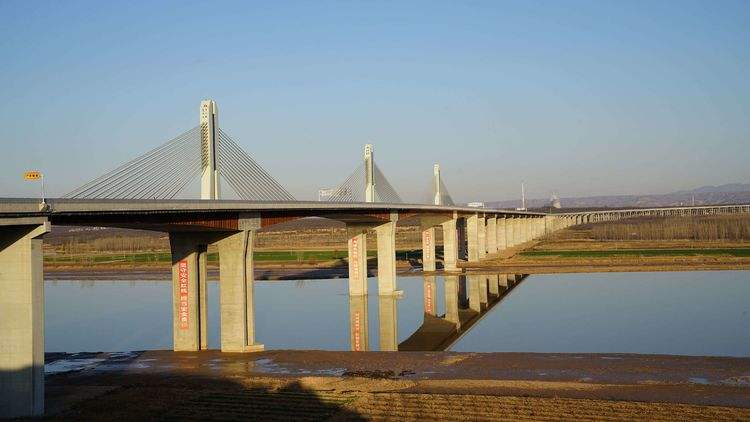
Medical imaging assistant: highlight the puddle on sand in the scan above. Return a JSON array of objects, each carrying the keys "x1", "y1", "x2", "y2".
[
  {"x1": 719, "y1": 376, "x2": 750, "y2": 387},
  {"x1": 688, "y1": 377, "x2": 710, "y2": 385},
  {"x1": 45, "y1": 358, "x2": 106, "y2": 374},
  {"x1": 252, "y1": 358, "x2": 346, "y2": 376},
  {"x1": 45, "y1": 351, "x2": 143, "y2": 374}
]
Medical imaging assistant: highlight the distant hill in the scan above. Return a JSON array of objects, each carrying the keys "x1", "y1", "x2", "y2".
[
  {"x1": 485, "y1": 183, "x2": 750, "y2": 210},
  {"x1": 672, "y1": 183, "x2": 750, "y2": 194}
]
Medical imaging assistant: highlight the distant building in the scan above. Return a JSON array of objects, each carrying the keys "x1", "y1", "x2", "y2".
[{"x1": 467, "y1": 202, "x2": 485, "y2": 208}]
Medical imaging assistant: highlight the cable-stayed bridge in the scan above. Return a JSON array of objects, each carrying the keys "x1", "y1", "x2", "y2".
[
  {"x1": 2, "y1": 100, "x2": 750, "y2": 418},
  {"x1": 62, "y1": 100, "x2": 453, "y2": 205},
  {"x1": 64, "y1": 101, "x2": 294, "y2": 201}
]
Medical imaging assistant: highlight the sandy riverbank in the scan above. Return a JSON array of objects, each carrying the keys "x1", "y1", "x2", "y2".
[{"x1": 44, "y1": 350, "x2": 750, "y2": 420}]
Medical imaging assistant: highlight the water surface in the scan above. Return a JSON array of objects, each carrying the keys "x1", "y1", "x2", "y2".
[{"x1": 45, "y1": 271, "x2": 750, "y2": 357}]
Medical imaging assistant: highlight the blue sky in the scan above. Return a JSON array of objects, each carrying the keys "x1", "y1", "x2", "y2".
[{"x1": 1, "y1": 0, "x2": 748, "y2": 202}]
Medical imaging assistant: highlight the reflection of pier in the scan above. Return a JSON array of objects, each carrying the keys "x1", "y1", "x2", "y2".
[
  {"x1": 399, "y1": 274, "x2": 526, "y2": 351},
  {"x1": 348, "y1": 274, "x2": 526, "y2": 352}
]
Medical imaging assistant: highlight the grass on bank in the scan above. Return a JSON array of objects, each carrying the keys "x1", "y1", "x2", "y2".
[{"x1": 520, "y1": 248, "x2": 750, "y2": 258}]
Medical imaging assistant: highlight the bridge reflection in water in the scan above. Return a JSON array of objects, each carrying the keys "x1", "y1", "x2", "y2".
[{"x1": 349, "y1": 274, "x2": 527, "y2": 352}]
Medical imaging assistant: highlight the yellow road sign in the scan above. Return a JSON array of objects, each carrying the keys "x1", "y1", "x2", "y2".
[{"x1": 24, "y1": 171, "x2": 42, "y2": 180}]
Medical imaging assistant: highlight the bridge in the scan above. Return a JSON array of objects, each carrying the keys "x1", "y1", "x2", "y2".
[{"x1": 1, "y1": 100, "x2": 749, "y2": 417}]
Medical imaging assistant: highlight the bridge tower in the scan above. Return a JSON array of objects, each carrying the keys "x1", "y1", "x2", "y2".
[
  {"x1": 433, "y1": 164, "x2": 442, "y2": 205},
  {"x1": 200, "y1": 100, "x2": 220, "y2": 200},
  {"x1": 364, "y1": 144, "x2": 375, "y2": 203}
]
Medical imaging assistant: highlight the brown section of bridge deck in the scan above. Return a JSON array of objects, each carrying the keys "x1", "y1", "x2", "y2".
[{"x1": 44, "y1": 350, "x2": 750, "y2": 420}]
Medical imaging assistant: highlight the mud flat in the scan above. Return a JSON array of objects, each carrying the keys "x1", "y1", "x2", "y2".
[{"x1": 44, "y1": 350, "x2": 750, "y2": 420}]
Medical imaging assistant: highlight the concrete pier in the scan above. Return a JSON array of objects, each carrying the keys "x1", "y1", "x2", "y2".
[
  {"x1": 478, "y1": 276, "x2": 489, "y2": 309},
  {"x1": 378, "y1": 295, "x2": 399, "y2": 351},
  {"x1": 216, "y1": 230, "x2": 263, "y2": 353},
  {"x1": 506, "y1": 217, "x2": 516, "y2": 247},
  {"x1": 457, "y1": 218, "x2": 468, "y2": 261},
  {"x1": 0, "y1": 219, "x2": 49, "y2": 418},
  {"x1": 375, "y1": 219, "x2": 397, "y2": 295},
  {"x1": 169, "y1": 233, "x2": 209, "y2": 352},
  {"x1": 441, "y1": 218, "x2": 459, "y2": 272},
  {"x1": 488, "y1": 274, "x2": 500, "y2": 296},
  {"x1": 513, "y1": 218, "x2": 522, "y2": 246},
  {"x1": 477, "y1": 216, "x2": 487, "y2": 260},
  {"x1": 421, "y1": 227, "x2": 436, "y2": 272},
  {"x1": 198, "y1": 249, "x2": 208, "y2": 350},
  {"x1": 511, "y1": 274, "x2": 521, "y2": 285},
  {"x1": 347, "y1": 227, "x2": 368, "y2": 296},
  {"x1": 486, "y1": 216, "x2": 497, "y2": 254},
  {"x1": 444, "y1": 276, "x2": 461, "y2": 328},
  {"x1": 468, "y1": 274, "x2": 482, "y2": 312},
  {"x1": 533, "y1": 218, "x2": 542, "y2": 239},
  {"x1": 348, "y1": 295, "x2": 369, "y2": 351},
  {"x1": 499, "y1": 274, "x2": 509, "y2": 288},
  {"x1": 497, "y1": 217, "x2": 507, "y2": 251},
  {"x1": 423, "y1": 275, "x2": 437, "y2": 316},
  {"x1": 467, "y1": 214, "x2": 480, "y2": 262}
]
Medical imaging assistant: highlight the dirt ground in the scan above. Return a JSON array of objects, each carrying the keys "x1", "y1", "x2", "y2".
[{"x1": 43, "y1": 350, "x2": 750, "y2": 421}]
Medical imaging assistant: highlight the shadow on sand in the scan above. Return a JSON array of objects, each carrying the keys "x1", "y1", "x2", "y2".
[{"x1": 37, "y1": 355, "x2": 366, "y2": 420}]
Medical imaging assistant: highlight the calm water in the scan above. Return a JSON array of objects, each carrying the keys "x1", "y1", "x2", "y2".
[{"x1": 45, "y1": 271, "x2": 750, "y2": 357}]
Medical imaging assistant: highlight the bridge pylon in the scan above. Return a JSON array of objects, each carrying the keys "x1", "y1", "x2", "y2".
[
  {"x1": 324, "y1": 143, "x2": 402, "y2": 203},
  {"x1": 364, "y1": 144, "x2": 375, "y2": 203},
  {"x1": 200, "y1": 100, "x2": 220, "y2": 200},
  {"x1": 433, "y1": 164, "x2": 442, "y2": 205},
  {"x1": 429, "y1": 163, "x2": 454, "y2": 206}
]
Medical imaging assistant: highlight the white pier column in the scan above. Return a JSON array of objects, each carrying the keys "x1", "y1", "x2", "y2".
[
  {"x1": 520, "y1": 217, "x2": 529, "y2": 244},
  {"x1": 506, "y1": 217, "x2": 516, "y2": 247},
  {"x1": 477, "y1": 215, "x2": 487, "y2": 260},
  {"x1": 421, "y1": 227, "x2": 436, "y2": 272},
  {"x1": 376, "y1": 215, "x2": 398, "y2": 295},
  {"x1": 347, "y1": 226, "x2": 368, "y2": 296},
  {"x1": 441, "y1": 217, "x2": 459, "y2": 271},
  {"x1": 513, "y1": 218, "x2": 522, "y2": 246},
  {"x1": 486, "y1": 216, "x2": 497, "y2": 254},
  {"x1": 169, "y1": 233, "x2": 209, "y2": 352},
  {"x1": 198, "y1": 248, "x2": 208, "y2": 350},
  {"x1": 217, "y1": 229, "x2": 263, "y2": 353},
  {"x1": 0, "y1": 219, "x2": 49, "y2": 418},
  {"x1": 497, "y1": 217, "x2": 507, "y2": 251},
  {"x1": 467, "y1": 214, "x2": 480, "y2": 262}
]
